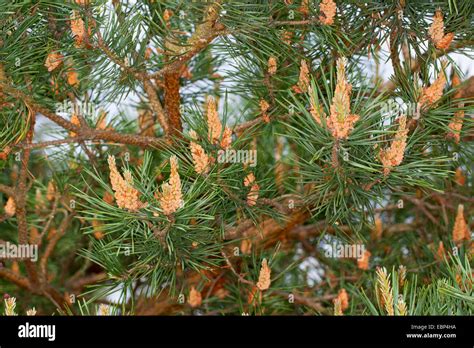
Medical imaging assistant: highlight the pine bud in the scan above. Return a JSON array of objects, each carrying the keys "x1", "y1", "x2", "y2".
[
  {"x1": 428, "y1": 10, "x2": 445, "y2": 44},
  {"x1": 454, "y1": 168, "x2": 465, "y2": 186},
  {"x1": 70, "y1": 113, "x2": 80, "y2": 137},
  {"x1": 248, "y1": 286, "x2": 262, "y2": 305},
  {"x1": 46, "y1": 180, "x2": 56, "y2": 201},
  {"x1": 4, "y1": 196, "x2": 15, "y2": 217},
  {"x1": 294, "y1": 60, "x2": 310, "y2": 94},
  {"x1": 220, "y1": 127, "x2": 232, "y2": 149},
  {"x1": 419, "y1": 68, "x2": 446, "y2": 107},
  {"x1": 309, "y1": 86, "x2": 325, "y2": 125},
  {"x1": 163, "y1": 9, "x2": 173, "y2": 23},
  {"x1": 244, "y1": 173, "x2": 256, "y2": 187},
  {"x1": 319, "y1": 0, "x2": 337, "y2": 25},
  {"x1": 240, "y1": 239, "x2": 252, "y2": 254},
  {"x1": 299, "y1": 0, "x2": 310, "y2": 17},
  {"x1": 75, "y1": 0, "x2": 89, "y2": 6},
  {"x1": 4, "y1": 297, "x2": 17, "y2": 316},
  {"x1": 11, "y1": 261, "x2": 19, "y2": 274},
  {"x1": 336, "y1": 288, "x2": 349, "y2": 311},
  {"x1": 447, "y1": 109, "x2": 465, "y2": 143},
  {"x1": 398, "y1": 265, "x2": 407, "y2": 288},
  {"x1": 259, "y1": 99, "x2": 270, "y2": 123},
  {"x1": 396, "y1": 295, "x2": 407, "y2": 316},
  {"x1": 144, "y1": 47, "x2": 153, "y2": 60},
  {"x1": 453, "y1": 204, "x2": 470, "y2": 244},
  {"x1": 436, "y1": 241, "x2": 446, "y2": 260},
  {"x1": 357, "y1": 250, "x2": 371, "y2": 270},
  {"x1": 333, "y1": 297, "x2": 343, "y2": 315},
  {"x1": 244, "y1": 173, "x2": 259, "y2": 206},
  {"x1": 96, "y1": 110, "x2": 108, "y2": 130},
  {"x1": 26, "y1": 307, "x2": 37, "y2": 316},
  {"x1": 67, "y1": 68, "x2": 79, "y2": 87},
  {"x1": 372, "y1": 214, "x2": 383, "y2": 240},
  {"x1": 70, "y1": 11, "x2": 94, "y2": 48},
  {"x1": 44, "y1": 52, "x2": 63, "y2": 72},
  {"x1": 98, "y1": 304, "x2": 111, "y2": 315},
  {"x1": 92, "y1": 219, "x2": 104, "y2": 240},
  {"x1": 256, "y1": 258, "x2": 271, "y2": 291},
  {"x1": 206, "y1": 96, "x2": 222, "y2": 144},
  {"x1": 188, "y1": 286, "x2": 202, "y2": 308},
  {"x1": 268, "y1": 57, "x2": 277, "y2": 75}
]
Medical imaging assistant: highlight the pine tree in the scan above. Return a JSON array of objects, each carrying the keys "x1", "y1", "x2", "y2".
[{"x1": 0, "y1": 0, "x2": 472, "y2": 316}]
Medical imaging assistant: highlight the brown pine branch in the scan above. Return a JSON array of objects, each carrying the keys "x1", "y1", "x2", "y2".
[
  {"x1": 142, "y1": 79, "x2": 170, "y2": 136},
  {"x1": 15, "y1": 104, "x2": 40, "y2": 287},
  {"x1": 0, "y1": 184, "x2": 15, "y2": 197},
  {"x1": 1, "y1": 82, "x2": 169, "y2": 149},
  {"x1": 0, "y1": 268, "x2": 31, "y2": 289},
  {"x1": 163, "y1": 71, "x2": 183, "y2": 136}
]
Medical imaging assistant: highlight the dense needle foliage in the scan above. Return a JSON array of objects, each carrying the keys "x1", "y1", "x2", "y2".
[{"x1": 0, "y1": 0, "x2": 472, "y2": 316}]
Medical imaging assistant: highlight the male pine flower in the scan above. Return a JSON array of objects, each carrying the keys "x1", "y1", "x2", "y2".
[
  {"x1": 107, "y1": 155, "x2": 145, "y2": 211},
  {"x1": 379, "y1": 115, "x2": 408, "y2": 176},
  {"x1": 293, "y1": 60, "x2": 310, "y2": 94},
  {"x1": 4, "y1": 196, "x2": 15, "y2": 216},
  {"x1": 259, "y1": 99, "x2": 270, "y2": 123},
  {"x1": 376, "y1": 267, "x2": 394, "y2": 316},
  {"x1": 428, "y1": 10, "x2": 454, "y2": 50},
  {"x1": 333, "y1": 297, "x2": 343, "y2": 316},
  {"x1": 159, "y1": 156, "x2": 183, "y2": 216},
  {"x1": 206, "y1": 96, "x2": 232, "y2": 148},
  {"x1": 309, "y1": 86, "x2": 325, "y2": 125},
  {"x1": 207, "y1": 96, "x2": 222, "y2": 144},
  {"x1": 44, "y1": 52, "x2": 63, "y2": 72},
  {"x1": 46, "y1": 180, "x2": 56, "y2": 201},
  {"x1": 256, "y1": 258, "x2": 271, "y2": 291},
  {"x1": 319, "y1": 0, "x2": 336, "y2": 25},
  {"x1": 189, "y1": 130, "x2": 210, "y2": 174},
  {"x1": 447, "y1": 72, "x2": 465, "y2": 143},
  {"x1": 327, "y1": 57, "x2": 359, "y2": 139},
  {"x1": 70, "y1": 10, "x2": 94, "y2": 48},
  {"x1": 268, "y1": 56, "x2": 277, "y2": 75},
  {"x1": 452, "y1": 204, "x2": 470, "y2": 244},
  {"x1": 188, "y1": 286, "x2": 202, "y2": 308},
  {"x1": 448, "y1": 109, "x2": 465, "y2": 143},
  {"x1": 357, "y1": 250, "x2": 371, "y2": 270},
  {"x1": 244, "y1": 172, "x2": 259, "y2": 206},
  {"x1": 336, "y1": 288, "x2": 349, "y2": 312},
  {"x1": 4, "y1": 297, "x2": 17, "y2": 316},
  {"x1": 419, "y1": 69, "x2": 446, "y2": 107}
]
